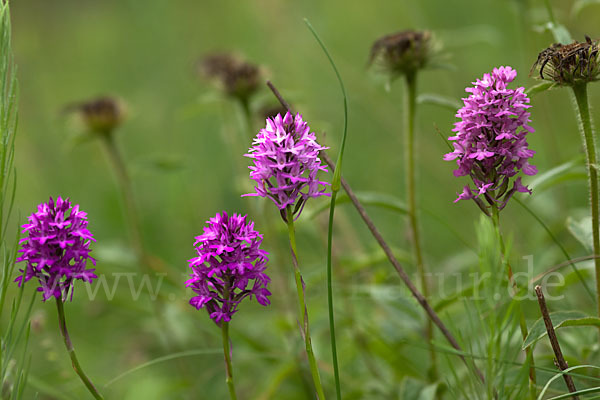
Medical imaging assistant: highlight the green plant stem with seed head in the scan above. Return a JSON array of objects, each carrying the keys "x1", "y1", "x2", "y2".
[
  {"x1": 285, "y1": 205, "x2": 326, "y2": 400},
  {"x1": 55, "y1": 298, "x2": 104, "y2": 400},
  {"x1": 403, "y1": 70, "x2": 437, "y2": 380},
  {"x1": 99, "y1": 134, "x2": 144, "y2": 262},
  {"x1": 571, "y1": 83, "x2": 600, "y2": 326},
  {"x1": 99, "y1": 133, "x2": 178, "y2": 289},
  {"x1": 490, "y1": 204, "x2": 536, "y2": 399}
]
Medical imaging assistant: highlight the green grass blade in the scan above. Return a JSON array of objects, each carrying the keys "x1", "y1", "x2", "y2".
[
  {"x1": 305, "y1": 18, "x2": 346, "y2": 400},
  {"x1": 104, "y1": 349, "x2": 222, "y2": 387}
]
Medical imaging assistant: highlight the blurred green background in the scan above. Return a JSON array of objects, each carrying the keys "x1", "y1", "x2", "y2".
[{"x1": 5, "y1": 0, "x2": 600, "y2": 398}]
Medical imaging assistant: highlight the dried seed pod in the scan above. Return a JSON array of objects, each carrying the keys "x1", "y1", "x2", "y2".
[
  {"x1": 199, "y1": 52, "x2": 261, "y2": 104},
  {"x1": 368, "y1": 30, "x2": 438, "y2": 80},
  {"x1": 65, "y1": 96, "x2": 126, "y2": 136},
  {"x1": 531, "y1": 36, "x2": 600, "y2": 86}
]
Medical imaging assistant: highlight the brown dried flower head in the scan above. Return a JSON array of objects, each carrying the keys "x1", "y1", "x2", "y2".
[
  {"x1": 199, "y1": 52, "x2": 261, "y2": 104},
  {"x1": 368, "y1": 30, "x2": 436, "y2": 80},
  {"x1": 531, "y1": 36, "x2": 600, "y2": 86},
  {"x1": 66, "y1": 96, "x2": 126, "y2": 136}
]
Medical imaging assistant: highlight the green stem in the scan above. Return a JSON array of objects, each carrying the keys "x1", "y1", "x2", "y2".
[
  {"x1": 99, "y1": 134, "x2": 177, "y2": 289},
  {"x1": 286, "y1": 206, "x2": 326, "y2": 400},
  {"x1": 240, "y1": 98, "x2": 253, "y2": 138},
  {"x1": 55, "y1": 298, "x2": 104, "y2": 400},
  {"x1": 490, "y1": 205, "x2": 536, "y2": 399},
  {"x1": 571, "y1": 84, "x2": 600, "y2": 323},
  {"x1": 99, "y1": 133, "x2": 144, "y2": 264},
  {"x1": 326, "y1": 192, "x2": 342, "y2": 400},
  {"x1": 304, "y1": 20, "x2": 346, "y2": 400},
  {"x1": 222, "y1": 321, "x2": 238, "y2": 400},
  {"x1": 404, "y1": 72, "x2": 436, "y2": 379},
  {"x1": 543, "y1": 0, "x2": 557, "y2": 24}
]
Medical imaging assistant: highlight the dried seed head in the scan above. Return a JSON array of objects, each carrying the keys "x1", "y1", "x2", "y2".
[
  {"x1": 531, "y1": 36, "x2": 600, "y2": 86},
  {"x1": 65, "y1": 96, "x2": 126, "y2": 136},
  {"x1": 199, "y1": 52, "x2": 261, "y2": 104},
  {"x1": 368, "y1": 30, "x2": 437, "y2": 80}
]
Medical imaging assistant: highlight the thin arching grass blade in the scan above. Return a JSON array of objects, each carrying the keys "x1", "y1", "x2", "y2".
[{"x1": 305, "y1": 18, "x2": 347, "y2": 400}]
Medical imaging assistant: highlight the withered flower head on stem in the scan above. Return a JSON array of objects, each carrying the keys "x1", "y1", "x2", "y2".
[
  {"x1": 199, "y1": 52, "x2": 261, "y2": 105},
  {"x1": 368, "y1": 30, "x2": 438, "y2": 81},
  {"x1": 64, "y1": 96, "x2": 126, "y2": 136},
  {"x1": 531, "y1": 35, "x2": 600, "y2": 86}
]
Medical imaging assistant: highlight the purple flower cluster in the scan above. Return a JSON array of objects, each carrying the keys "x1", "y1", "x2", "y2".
[
  {"x1": 244, "y1": 112, "x2": 329, "y2": 220},
  {"x1": 444, "y1": 66, "x2": 537, "y2": 209},
  {"x1": 186, "y1": 212, "x2": 271, "y2": 324},
  {"x1": 16, "y1": 197, "x2": 96, "y2": 301}
]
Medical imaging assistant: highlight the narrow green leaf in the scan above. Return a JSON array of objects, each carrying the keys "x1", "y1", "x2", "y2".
[
  {"x1": 567, "y1": 216, "x2": 593, "y2": 253},
  {"x1": 344, "y1": 247, "x2": 412, "y2": 273},
  {"x1": 572, "y1": 0, "x2": 600, "y2": 17},
  {"x1": 307, "y1": 191, "x2": 408, "y2": 219},
  {"x1": 547, "y1": 386, "x2": 600, "y2": 399},
  {"x1": 419, "y1": 383, "x2": 442, "y2": 400},
  {"x1": 27, "y1": 375, "x2": 77, "y2": 400},
  {"x1": 417, "y1": 93, "x2": 461, "y2": 111},
  {"x1": 537, "y1": 364, "x2": 600, "y2": 399},
  {"x1": 433, "y1": 281, "x2": 482, "y2": 312},
  {"x1": 105, "y1": 349, "x2": 222, "y2": 387},
  {"x1": 529, "y1": 156, "x2": 585, "y2": 192},
  {"x1": 544, "y1": 22, "x2": 573, "y2": 44},
  {"x1": 522, "y1": 311, "x2": 598, "y2": 349},
  {"x1": 525, "y1": 82, "x2": 557, "y2": 96},
  {"x1": 134, "y1": 154, "x2": 186, "y2": 173}
]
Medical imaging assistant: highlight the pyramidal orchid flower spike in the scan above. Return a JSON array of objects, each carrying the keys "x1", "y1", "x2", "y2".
[
  {"x1": 444, "y1": 66, "x2": 537, "y2": 211},
  {"x1": 17, "y1": 197, "x2": 104, "y2": 399},
  {"x1": 16, "y1": 196, "x2": 97, "y2": 301},
  {"x1": 186, "y1": 211, "x2": 271, "y2": 324},
  {"x1": 244, "y1": 112, "x2": 330, "y2": 221}
]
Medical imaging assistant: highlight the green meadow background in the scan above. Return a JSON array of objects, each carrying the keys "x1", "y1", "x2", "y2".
[{"x1": 4, "y1": 0, "x2": 600, "y2": 398}]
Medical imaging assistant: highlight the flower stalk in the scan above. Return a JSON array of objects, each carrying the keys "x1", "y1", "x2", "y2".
[
  {"x1": 368, "y1": 28, "x2": 440, "y2": 381},
  {"x1": 99, "y1": 134, "x2": 144, "y2": 264},
  {"x1": 490, "y1": 204, "x2": 536, "y2": 398},
  {"x1": 285, "y1": 205, "x2": 326, "y2": 400},
  {"x1": 266, "y1": 80, "x2": 488, "y2": 386},
  {"x1": 221, "y1": 321, "x2": 237, "y2": 400},
  {"x1": 571, "y1": 83, "x2": 600, "y2": 319},
  {"x1": 531, "y1": 35, "x2": 600, "y2": 327},
  {"x1": 404, "y1": 70, "x2": 436, "y2": 378},
  {"x1": 187, "y1": 211, "x2": 270, "y2": 397},
  {"x1": 55, "y1": 298, "x2": 104, "y2": 400}
]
